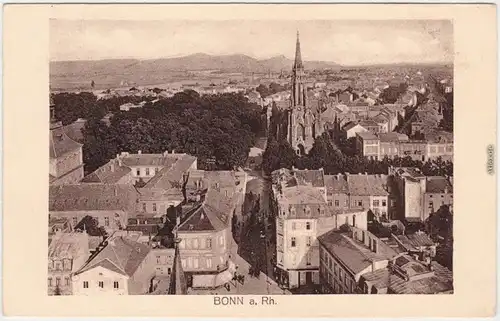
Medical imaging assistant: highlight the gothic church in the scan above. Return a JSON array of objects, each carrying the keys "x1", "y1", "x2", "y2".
[{"x1": 286, "y1": 32, "x2": 323, "y2": 155}]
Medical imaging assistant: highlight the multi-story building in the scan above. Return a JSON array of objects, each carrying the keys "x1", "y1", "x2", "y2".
[
  {"x1": 176, "y1": 188, "x2": 237, "y2": 289},
  {"x1": 356, "y1": 131, "x2": 451, "y2": 162},
  {"x1": 271, "y1": 168, "x2": 369, "y2": 289},
  {"x1": 48, "y1": 231, "x2": 90, "y2": 295},
  {"x1": 318, "y1": 227, "x2": 398, "y2": 294},
  {"x1": 389, "y1": 167, "x2": 453, "y2": 222},
  {"x1": 72, "y1": 234, "x2": 154, "y2": 295},
  {"x1": 49, "y1": 99, "x2": 84, "y2": 185},
  {"x1": 49, "y1": 184, "x2": 139, "y2": 233}
]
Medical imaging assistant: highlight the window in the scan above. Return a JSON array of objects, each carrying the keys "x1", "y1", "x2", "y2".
[
  {"x1": 48, "y1": 278, "x2": 52, "y2": 287},
  {"x1": 193, "y1": 258, "x2": 199, "y2": 269},
  {"x1": 65, "y1": 277, "x2": 70, "y2": 286},
  {"x1": 167, "y1": 267, "x2": 172, "y2": 275},
  {"x1": 156, "y1": 256, "x2": 161, "y2": 264},
  {"x1": 292, "y1": 222, "x2": 297, "y2": 230},
  {"x1": 307, "y1": 236, "x2": 312, "y2": 246},
  {"x1": 104, "y1": 217, "x2": 109, "y2": 227},
  {"x1": 334, "y1": 200, "x2": 340, "y2": 207},
  {"x1": 206, "y1": 238, "x2": 212, "y2": 249},
  {"x1": 114, "y1": 281, "x2": 119, "y2": 289},
  {"x1": 219, "y1": 235, "x2": 224, "y2": 246},
  {"x1": 152, "y1": 203, "x2": 157, "y2": 212},
  {"x1": 206, "y1": 258, "x2": 212, "y2": 269},
  {"x1": 181, "y1": 259, "x2": 187, "y2": 269},
  {"x1": 306, "y1": 253, "x2": 311, "y2": 266},
  {"x1": 136, "y1": 169, "x2": 141, "y2": 176},
  {"x1": 193, "y1": 238, "x2": 199, "y2": 249},
  {"x1": 382, "y1": 200, "x2": 387, "y2": 206},
  {"x1": 345, "y1": 199, "x2": 349, "y2": 207},
  {"x1": 352, "y1": 215, "x2": 356, "y2": 227},
  {"x1": 142, "y1": 203, "x2": 147, "y2": 212},
  {"x1": 306, "y1": 222, "x2": 311, "y2": 230},
  {"x1": 429, "y1": 201, "x2": 434, "y2": 208},
  {"x1": 328, "y1": 201, "x2": 333, "y2": 206},
  {"x1": 146, "y1": 168, "x2": 150, "y2": 176},
  {"x1": 357, "y1": 200, "x2": 363, "y2": 207},
  {"x1": 98, "y1": 281, "x2": 104, "y2": 288},
  {"x1": 83, "y1": 281, "x2": 89, "y2": 288},
  {"x1": 291, "y1": 237, "x2": 296, "y2": 247},
  {"x1": 225, "y1": 190, "x2": 228, "y2": 197},
  {"x1": 373, "y1": 200, "x2": 380, "y2": 207}
]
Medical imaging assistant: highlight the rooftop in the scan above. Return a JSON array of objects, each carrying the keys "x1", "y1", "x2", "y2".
[
  {"x1": 425, "y1": 176, "x2": 453, "y2": 194},
  {"x1": 318, "y1": 229, "x2": 398, "y2": 275},
  {"x1": 346, "y1": 174, "x2": 389, "y2": 196},
  {"x1": 75, "y1": 234, "x2": 151, "y2": 277},
  {"x1": 50, "y1": 125, "x2": 82, "y2": 159},
  {"x1": 49, "y1": 184, "x2": 138, "y2": 212}
]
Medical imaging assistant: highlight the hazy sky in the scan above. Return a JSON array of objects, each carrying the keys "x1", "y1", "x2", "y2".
[{"x1": 50, "y1": 20, "x2": 453, "y2": 65}]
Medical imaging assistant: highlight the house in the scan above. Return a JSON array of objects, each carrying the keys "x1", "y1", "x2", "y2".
[
  {"x1": 389, "y1": 167, "x2": 453, "y2": 222},
  {"x1": 49, "y1": 99, "x2": 84, "y2": 185},
  {"x1": 119, "y1": 101, "x2": 146, "y2": 111},
  {"x1": 270, "y1": 168, "x2": 369, "y2": 289},
  {"x1": 356, "y1": 132, "x2": 380, "y2": 160},
  {"x1": 342, "y1": 122, "x2": 368, "y2": 139},
  {"x1": 176, "y1": 188, "x2": 238, "y2": 289},
  {"x1": 49, "y1": 184, "x2": 139, "y2": 233},
  {"x1": 72, "y1": 234, "x2": 154, "y2": 295},
  {"x1": 318, "y1": 227, "x2": 398, "y2": 294},
  {"x1": 48, "y1": 231, "x2": 90, "y2": 295}
]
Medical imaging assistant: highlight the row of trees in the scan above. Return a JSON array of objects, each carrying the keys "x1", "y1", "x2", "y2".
[
  {"x1": 262, "y1": 133, "x2": 453, "y2": 177},
  {"x1": 52, "y1": 90, "x2": 265, "y2": 174}
]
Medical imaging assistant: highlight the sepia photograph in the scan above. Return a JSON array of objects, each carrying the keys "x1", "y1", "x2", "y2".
[{"x1": 48, "y1": 19, "x2": 455, "y2": 296}]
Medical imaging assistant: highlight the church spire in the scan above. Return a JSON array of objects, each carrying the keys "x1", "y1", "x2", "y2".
[
  {"x1": 168, "y1": 214, "x2": 187, "y2": 295},
  {"x1": 293, "y1": 30, "x2": 303, "y2": 70}
]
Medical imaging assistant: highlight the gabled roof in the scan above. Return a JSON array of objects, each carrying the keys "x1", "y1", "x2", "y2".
[
  {"x1": 49, "y1": 184, "x2": 138, "y2": 212},
  {"x1": 144, "y1": 154, "x2": 197, "y2": 189},
  {"x1": 425, "y1": 177, "x2": 453, "y2": 194},
  {"x1": 324, "y1": 174, "x2": 349, "y2": 194},
  {"x1": 178, "y1": 189, "x2": 234, "y2": 232},
  {"x1": 75, "y1": 235, "x2": 150, "y2": 277},
  {"x1": 347, "y1": 174, "x2": 389, "y2": 196},
  {"x1": 318, "y1": 230, "x2": 397, "y2": 275},
  {"x1": 50, "y1": 125, "x2": 82, "y2": 159},
  {"x1": 81, "y1": 159, "x2": 132, "y2": 184}
]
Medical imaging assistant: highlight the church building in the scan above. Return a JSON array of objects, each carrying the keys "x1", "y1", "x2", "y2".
[{"x1": 286, "y1": 32, "x2": 324, "y2": 155}]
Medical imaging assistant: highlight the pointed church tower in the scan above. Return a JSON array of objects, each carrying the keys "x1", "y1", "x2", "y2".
[
  {"x1": 287, "y1": 31, "x2": 316, "y2": 156},
  {"x1": 168, "y1": 215, "x2": 187, "y2": 295},
  {"x1": 291, "y1": 31, "x2": 306, "y2": 108}
]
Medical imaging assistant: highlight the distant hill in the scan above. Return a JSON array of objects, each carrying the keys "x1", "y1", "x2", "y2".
[{"x1": 50, "y1": 53, "x2": 341, "y2": 77}]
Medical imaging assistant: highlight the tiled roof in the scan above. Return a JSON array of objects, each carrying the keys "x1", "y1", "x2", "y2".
[
  {"x1": 49, "y1": 184, "x2": 139, "y2": 212},
  {"x1": 356, "y1": 132, "x2": 378, "y2": 140},
  {"x1": 347, "y1": 174, "x2": 389, "y2": 196},
  {"x1": 282, "y1": 186, "x2": 326, "y2": 205},
  {"x1": 63, "y1": 119, "x2": 86, "y2": 142},
  {"x1": 48, "y1": 232, "x2": 89, "y2": 259},
  {"x1": 144, "y1": 154, "x2": 197, "y2": 189},
  {"x1": 50, "y1": 126, "x2": 82, "y2": 159},
  {"x1": 324, "y1": 174, "x2": 349, "y2": 194},
  {"x1": 81, "y1": 159, "x2": 132, "y2": 184},
  {"x1": 388, "y1": 259, "x2": 453, "y2": 294},
  {"x1": 318, "y1": 230, "x2": 397, "y2": 275},
  {"x1": 342, "y1": 122, "x2": 361, "y2": 131},
  {"x1": 379, "y1": 133, "x2": 408, "y2": 142},
  {"x1": 75, "y1": 235, "x2": 151, "y2": 277},
  {"x1": 359, "y1": 119, "x2": 379, "y2": 127},
  {"x1": 271, "y1": 168, "x2": 325, "y2": 188},
  {"x1": 137, "y1": 187, "x2": 184, "y2": 202},
  {"x1": 168, "y1": 242, "x2": 187, "y2": 294},
  {"x1": 178, "y1": 189, "x2": 234, "y2": 232},
  {"x1": 119, "y1": 153, "x2": 179, "y2": 167},
  {"x1": 425, "y1": 177, "x2": 452, "y2": 193}
]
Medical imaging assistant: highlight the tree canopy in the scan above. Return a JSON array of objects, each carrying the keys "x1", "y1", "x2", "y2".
[{"x1": 53, "y1": 91, "x2": 264, "y2": 174}]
